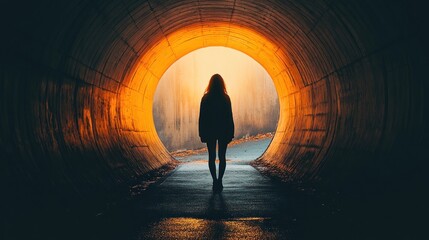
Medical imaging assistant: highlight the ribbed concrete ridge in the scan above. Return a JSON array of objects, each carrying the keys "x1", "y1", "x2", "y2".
[{"x1": 1, "y1": 0, "x2": 428, "y2": 211}]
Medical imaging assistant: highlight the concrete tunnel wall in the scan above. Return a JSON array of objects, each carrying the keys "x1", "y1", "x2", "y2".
[{"x1": 1, "y1": 0, "x2": 428, "y2": 206}]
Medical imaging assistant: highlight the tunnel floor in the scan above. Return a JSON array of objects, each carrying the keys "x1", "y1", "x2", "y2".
[
  {"x1": 136, "y1": 158, "x2": 292, "y2": 239},
  {"x1": 5, "y1": 141, "x2": 418, "y2": 239},
  {"x1": 83, "y1": 147, "x2": 390, "y2": 240},
  {"x1": 6, "y1": 150, "x2": 418, "y2": 240}
]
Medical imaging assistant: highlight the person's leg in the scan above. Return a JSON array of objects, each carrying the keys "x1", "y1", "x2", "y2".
[
  {"x1": 207, "y1": 140, "x2": 217, "y2": 183},
  {"x1": 218, "y1": 140, "x2": 228, "y2": 186}
]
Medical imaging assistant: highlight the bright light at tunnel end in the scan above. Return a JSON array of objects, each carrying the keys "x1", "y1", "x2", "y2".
[
  {"x1": 119, "y1": 23, "x2": 295, "y2": 161},
  {"x1": 152, "y1": 46, "x2": 280, "y2": 152}
]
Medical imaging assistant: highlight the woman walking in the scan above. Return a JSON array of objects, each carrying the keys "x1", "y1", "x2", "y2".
[{"x1": 199, "y1": 74, "x2": 234, "y2": 191}]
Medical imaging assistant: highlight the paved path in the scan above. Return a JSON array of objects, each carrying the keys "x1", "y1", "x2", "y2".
[
  {"x1": 135, "y1": 159, "x2": 294, "y2": 239},
  {"x1": 174, "y1": 138, "x2": 272, "y2": 162},
  {"x1": 129, "y1": 139, "x2": 326, "y2": 239},
  {"x1": 6, "y1": 139, "x2": 411, "y2": 239},
  {"x1": 94, "y1": 139, "x2": 351, "y2": 239},
  {"x1": 127, "y1": 139, "x2": 290, "y2": 239}
]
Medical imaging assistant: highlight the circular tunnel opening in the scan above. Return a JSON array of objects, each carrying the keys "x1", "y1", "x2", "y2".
[
  {"x1": 119, "y1": 23, "x2": 298, "y2": 174},
  {"x1": 152, "y1": 46, "x2": 280, "y2": 161},
  {"x1": 118, "y1": 14, "x2": 426, "y2": 188}
]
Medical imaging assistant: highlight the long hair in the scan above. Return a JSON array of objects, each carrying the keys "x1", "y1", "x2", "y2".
[{"x1": 205, "y1": 74, "x2": 227, "y2": 95}]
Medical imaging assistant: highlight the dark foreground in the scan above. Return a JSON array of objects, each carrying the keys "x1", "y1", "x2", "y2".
[
  {"x1": 94, "y1": 157, "x2": 341, "y2": 240},
  {"x1": 3, "y1": 139, "x2": 424, "y2": 239}
]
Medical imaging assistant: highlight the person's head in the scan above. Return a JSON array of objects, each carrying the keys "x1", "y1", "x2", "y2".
[{"x1": 205, "y1": 74, "x2": 227, "y2": 95}]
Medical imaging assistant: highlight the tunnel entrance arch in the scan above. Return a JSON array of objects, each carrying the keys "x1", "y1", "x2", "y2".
[
  {"x1": 152, "y1": 46, "x2": 280, "y2": 158},
  {"x1": 118, "y1": 23, "x2": 301, "y2": 169}
]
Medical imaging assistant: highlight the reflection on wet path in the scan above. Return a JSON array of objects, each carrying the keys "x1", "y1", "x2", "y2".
[
  {"x1": 139, "y1": 217, "x2": 283, "y2": 240},
  {"x1": 133, "y1": 155, "x2": 297, "y2": 239},
  {"x1": 91, "y1": 140, "x2": 357, "y2": 240},
  {"x1": 85, "y1": 147, "x2": 356, "y2": 240},
  {"x1": 137, "y1": 160, "x2": 289, "y2": 215}
]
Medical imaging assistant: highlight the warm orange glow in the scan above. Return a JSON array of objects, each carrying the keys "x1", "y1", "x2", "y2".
[
  {"x1": 123, "y1": 23, "x2": 297, "y2": 93},
  {"x1": 119, "y1": 22, "x2": 299, "y2": 156},
  {"x1": 141, "y1": 217, "x2": 274, "y2": 239},
  {"x1": 158, "y1": 46, "x2": 272, "y2": 98}
]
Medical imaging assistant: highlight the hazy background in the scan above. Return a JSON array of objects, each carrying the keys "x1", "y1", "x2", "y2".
[{"x1": 153, "y1": 47, "x2": 279, "y2": 151}]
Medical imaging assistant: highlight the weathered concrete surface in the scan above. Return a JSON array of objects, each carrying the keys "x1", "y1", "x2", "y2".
[
  {"x1": 135, "y1": 160, "x2": 296, "y2": 239},
  {"x1": 100, "y1": 156, "x2": 421, "y2": 239},
  {"x1": 138, "y1": 160, "x2": 283, "y2": 218},
  {"x1": 2, "y1": 140, "x2": 424, "y2": 239}
]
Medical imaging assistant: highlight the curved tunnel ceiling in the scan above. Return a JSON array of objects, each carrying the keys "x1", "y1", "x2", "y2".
[{"x1": 1, "y1": 0, "x2": 428, "y2": 201}]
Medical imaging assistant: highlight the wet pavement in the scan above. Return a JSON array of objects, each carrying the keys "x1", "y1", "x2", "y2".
[
  {"x1": 173, "y1": 138, "x2": 273, "y2": 162},
  {"x1": 134, "y1": 139, "x2": 295, "y2": 239},
  {"x1": 120, "y1": 139, "x2": 351, "y2": 239},
  {"x1": 136, "y1": 160, "x2": 292, "y2": 239},
  {"x1": 4, "y1": 139, "x2": 421, "y2": 239},
  {"x1": 91, "y1": 139, "x2": 357, "y2": 239}
]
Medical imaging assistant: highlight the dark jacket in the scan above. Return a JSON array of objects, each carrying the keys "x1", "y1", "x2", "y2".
[{"x1": 198, "y1": 93, "x2": 234, "y2": 143}]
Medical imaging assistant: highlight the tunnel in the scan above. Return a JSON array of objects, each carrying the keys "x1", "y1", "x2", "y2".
[{"x1": 1, "y1": 0, "x2": 428, "y2": 238}]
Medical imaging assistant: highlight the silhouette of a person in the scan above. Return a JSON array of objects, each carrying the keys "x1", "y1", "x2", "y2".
[{"x1": 199, "y1": 74, "x2": 234, "y2": 191}]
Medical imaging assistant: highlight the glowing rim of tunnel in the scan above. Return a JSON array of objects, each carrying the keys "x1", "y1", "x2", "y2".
[{"x1": 119, "y1": 22, "x2": 298, "y2": 159}]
